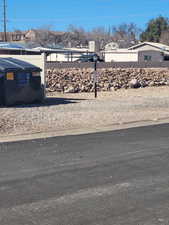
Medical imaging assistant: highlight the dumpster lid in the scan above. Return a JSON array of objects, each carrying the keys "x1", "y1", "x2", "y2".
[{"x1": 0, "y1": 57, "x2": 42, "y2": 73}]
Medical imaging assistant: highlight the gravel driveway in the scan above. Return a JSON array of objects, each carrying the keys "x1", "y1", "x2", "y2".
[{"x1": 1, "y1": 86, "x2": 169, "y2": 137}]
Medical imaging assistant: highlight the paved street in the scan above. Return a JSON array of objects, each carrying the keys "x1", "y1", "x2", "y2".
[{"x1": 0, "y1": 124, "x2": 169, "y2": 224}]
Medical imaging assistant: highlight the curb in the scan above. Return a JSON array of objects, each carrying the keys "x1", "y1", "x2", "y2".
[{"x1": 0, "y1": 117, "x2": 169, "y2": 143}]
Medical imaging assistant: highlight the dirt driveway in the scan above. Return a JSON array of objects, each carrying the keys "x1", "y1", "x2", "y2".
[{"x1": 1, "y1": 86, "x2": 169, "y2": 139}]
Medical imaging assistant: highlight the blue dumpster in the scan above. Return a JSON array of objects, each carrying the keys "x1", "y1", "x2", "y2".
[{"x1": 0, "y1": 57, "x2": 44, "y2": 106}]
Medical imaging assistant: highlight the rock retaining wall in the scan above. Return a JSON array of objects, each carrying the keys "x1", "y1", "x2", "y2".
[{"x1": 46, "y1": 68, "x2": 169, "y2": 93}]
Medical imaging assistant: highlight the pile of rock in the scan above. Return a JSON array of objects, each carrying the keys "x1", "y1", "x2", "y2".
[{"x1": 46, "y1": 68, "x2": 169, "y2": 93}]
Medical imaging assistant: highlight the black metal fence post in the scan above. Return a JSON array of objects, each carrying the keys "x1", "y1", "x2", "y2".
[{"x1": 93, "y1": 56, "x2": 98, "y2": 98}]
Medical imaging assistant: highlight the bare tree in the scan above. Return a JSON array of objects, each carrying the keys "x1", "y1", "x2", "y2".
[
  {"x1": 112, "y1": 23, "x2": 141, "y2": 48},
  {"x1": 25, "y1": 25, "x2": 65, "y2": 48},
  {"x1": 63, "y1": 25, "x2": 88, "y2": 47},
  {"x1": 89, "y1": 26, "x2": 113, "y2": 49},
  {"x1": 22, "y1": 23, "x2": 141, "y2": 49}
]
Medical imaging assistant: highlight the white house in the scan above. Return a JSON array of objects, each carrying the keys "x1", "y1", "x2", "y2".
[
  {"x1": 103, "y1": 42, "x2": 169, "y2": 62},
  {"x1": 103, "y1": 48, "x2": 138, "y2": 62},
  {"x1": 104, "y1": 42, "x2": 119, "y2": 51},
  {"x1": 33, "y1": 47, "x2": 94, "y2": 62}
]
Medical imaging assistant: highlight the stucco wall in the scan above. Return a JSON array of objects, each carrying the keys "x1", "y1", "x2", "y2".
[
  {"x1": 104, "y1": 51, "x2": 138, "y2": 62},
  {"x1": 138, "y1": 50, "x2": 163, "y2": 62}
]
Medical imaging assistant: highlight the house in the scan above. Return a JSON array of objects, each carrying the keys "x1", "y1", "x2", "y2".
[
  {"x1": 103, "y1": 49, "x2": 138, "y2": 62},
  {"x1": 34, "y1": 46, "x2": 93, "y2": 62},
  {"x1": 24, "y1": 29, "x2": 65, "y2": 42},
  {"x1": 128, "y1": 42, "x2": 169, "y2": 61},
  {"x1": 0, "y1": 31, "x2": 26, "y2": 43},
  {"x1": 0, "y1": 29, "x2": 65, "y2": 45},
  {"x1": 103, "y1": 42, "x2": 169, "y2": 62},
  {"x1": 104, "y1": 42, "x2": 119, "y2": 51},
  {"x1": 128, "y1": 42, "x2": 169, "y2": 52}
]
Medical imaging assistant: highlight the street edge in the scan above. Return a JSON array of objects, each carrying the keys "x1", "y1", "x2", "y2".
[{"x1": 0, "y1": 117, "x2": 169, "y2": 143}]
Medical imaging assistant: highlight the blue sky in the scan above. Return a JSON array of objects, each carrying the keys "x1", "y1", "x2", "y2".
[{"x1": 5, "y1": 0, "x2": 169, "y2": 32}]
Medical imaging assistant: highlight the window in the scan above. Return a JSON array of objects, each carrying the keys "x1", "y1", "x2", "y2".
[{"x1": 144, "y1": 55, "x2": 152, "y2": 61}]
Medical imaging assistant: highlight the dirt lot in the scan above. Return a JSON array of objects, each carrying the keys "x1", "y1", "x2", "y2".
[{"x1": 1, "y1": 86, "x2": 169, "y2": 137}]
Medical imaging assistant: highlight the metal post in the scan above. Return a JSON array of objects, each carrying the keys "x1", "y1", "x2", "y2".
[
  {"x1": 94, "y1": 60, "x2": 97, "y2": 98},
  {"x1": 93, "y1": 55, "x2": 98, "y2": 98}
]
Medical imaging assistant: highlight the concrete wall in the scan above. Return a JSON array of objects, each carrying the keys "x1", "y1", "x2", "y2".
[{"x1": 104, "y1": 51, "x2": 138, "y2": 62}]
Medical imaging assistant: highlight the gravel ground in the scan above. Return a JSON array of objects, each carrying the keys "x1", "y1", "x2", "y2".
[{"x1": 1, "y1": 86, "x2": 169, "y2": 137}]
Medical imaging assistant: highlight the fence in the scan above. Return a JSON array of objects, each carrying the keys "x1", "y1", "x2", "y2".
[{"x1": 46, "y1": 61, "x2": 169, "y2": 69}]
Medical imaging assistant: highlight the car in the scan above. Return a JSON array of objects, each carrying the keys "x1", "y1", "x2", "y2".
[{"x1": 76, "y1": 54, "x2": 104, "y2": 62}]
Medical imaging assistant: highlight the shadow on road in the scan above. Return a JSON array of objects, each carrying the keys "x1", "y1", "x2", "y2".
[
  {"x1": 43, "y1": 97, "x2": 87, "y2": 106},
  {"x1": 0, "y1": 97, "x2": 88, "y2": 108}
]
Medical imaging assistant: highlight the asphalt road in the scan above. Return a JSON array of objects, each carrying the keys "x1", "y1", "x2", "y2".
[{"x1": 0, "y1": 124, "x2": 169, "y2": 225}]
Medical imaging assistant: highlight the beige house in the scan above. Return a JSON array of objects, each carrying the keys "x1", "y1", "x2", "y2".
[
  {"x1": 128, "y1": 42, "x2": 169, "y2": 51},
  {"x1": 24, "y1": 29, "x2": 65, "y2": 42},
  {"x1": 137, "y1": 50, "x2": 163, "y2": 62},
  {"x1": 0, "y1": 29, "x2": 65, "y2": 44},
  {"x1": 0, "y1": 31, "x2": 26, "y2": 42}
]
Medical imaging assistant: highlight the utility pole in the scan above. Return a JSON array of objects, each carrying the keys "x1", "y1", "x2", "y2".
[{"x1": 3, "y1": 0, "x2": 7, "y2": 42}]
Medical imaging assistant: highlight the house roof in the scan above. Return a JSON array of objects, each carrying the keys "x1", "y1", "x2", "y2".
[
  {"x1": 105, "y1": 42, "x2": 119, "y2": 50},
  {"x1": 33, "y1": 46, "x2": 93, "y2": 54},
  {"x1": 102, "y1": 48, "x2": 138, "y2": 53},
  {"x1": 128, "y1": 42, "x2": 169, "y2": 51},
  {"x1": 0, "y1": 42, "x2": 25, "y2": 49},
  {"x1": 25, "y1": 29, "x2": 65, "y2": 37},
  {"x1": 0, "y1": 42, "x2": 40, "y2": 53}
]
